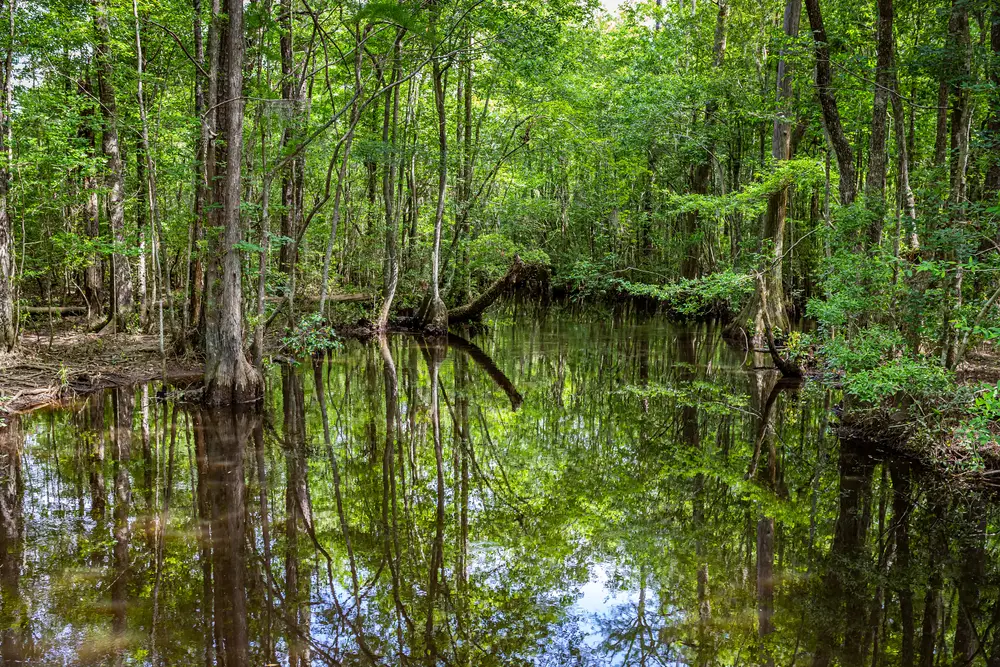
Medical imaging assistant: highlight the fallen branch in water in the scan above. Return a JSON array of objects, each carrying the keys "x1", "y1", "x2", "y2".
[{"x1": 448, "y1": 257, "x2": 550, "y2": 325}]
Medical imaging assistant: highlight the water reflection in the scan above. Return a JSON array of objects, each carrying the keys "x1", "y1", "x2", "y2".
[{"x1": 3, "y1": 316, "x2": 1000, "y2": 666}]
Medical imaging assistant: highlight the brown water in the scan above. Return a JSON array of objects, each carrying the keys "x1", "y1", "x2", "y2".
[{"x1": 0, "y1": 313, "x2": 995, "y2": 666}]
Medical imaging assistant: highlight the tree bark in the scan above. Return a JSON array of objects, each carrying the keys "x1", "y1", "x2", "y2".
[
  {"x1": 934, "y1": 79, "x2": 949, "y2": 168},
  {"x1": 804, "y1": 0, "x2": 857, "y2": 206},
  {"x1": 0, "y1": 0, "x2": 13, "y2": 353},
  {"x1": 865, "y1": 0, "x2": 894, "y2": 246},
  {"x1": 987, "y1": 9, "x2": 1000, "y2": 192},
  {"x1": 424, "y1": 53, "x2": 448, "y2": 334},
  {"x1": 376, "y1": 32, "x2": 404, "y2": 331},
  {"x1": 189, "y1": 0, "x2": 208, "y2": 332},
  {"x1": 92, "y1": 0, "x2": 135, "y2": 332},
  {"x1": 202, "y1": 0, "x2": 263, "y2": 405},
  {"x1": 726, "y1": 0, "x2": 796, "y2": 346},
  {"x1": 78, "y1": 72, "x2": 104, "y2": 323}
]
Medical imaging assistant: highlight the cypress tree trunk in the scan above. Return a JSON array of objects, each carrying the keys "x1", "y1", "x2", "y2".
[
  {"x1": 726, "y1": 0, "x2": 796, "y2": 346},
  {"x1": 92, "y1": 0, "x2": 135, "y2": 333},
  {"x1": 0, "y1": 0, "x2": 13, "y2": 353},
  {"x1": 202, "y1": 0, "x2": 263, "y2": 405}
]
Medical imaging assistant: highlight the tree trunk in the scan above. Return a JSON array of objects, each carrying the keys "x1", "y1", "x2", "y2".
[
  {"x1": 202, "y1": 0, "x2": 263, "y2": 405},
  {"x1": 424, "y1": 55, "x2": 448, "y2": 334},
  {"x1": 804, "y1": 0, "x2": 857, "y2": 206},
  {"x1": 0, "y1": 0, "x2": 13, "y2": 353},
  {"x1": 136, "y1": 141, "x2": 149, "y2": 328},
  {"x1": 865, "y1": 0, "x2": 894, "y2": 246},
  {"x1": 447, "y1": 256, "x2": 546, "y2": 325},
  {"x1": 78, "y1": 72, "x2": 104, "y2": 323},
  {"x1": 92, "y1": 0, "x2": 135, "y2": 332},
  {"x1": 890, "y1": 62, "x2": 918, "y2": 246},
  {"x1": 943, "y1": 0, "x2": 971, "y2": 370},
  {"x1": 682, "y1": 1, "x2": 729, "y2": 280},
  {"x1": 189, "y1": 0, "x2": 208, "y2": 332},
  {"x1": 319, "y1": 28, "x2": 365, "y2": 317},
  {"x1": 376, "y1": 32, "x2": 404, "y2": 331},
  {"x1": 934, "y1": 79, "x2": 949, "y2": 168},
  {"x1": 987, "y1": 9, "x2": 1000, "y2": 192},
  {"x1": 133, "y1": 0, "x2": 173, "y2": 340},
  {"x1": 278, "y1": 0, "x2": 302, "y2": 318},
  {"x1": 726, "y1": 0, "x2": 796, "y2": 346}
]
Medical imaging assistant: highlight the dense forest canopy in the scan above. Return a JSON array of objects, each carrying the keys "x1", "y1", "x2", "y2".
[{"x1": 1, "y1": 0, "x2": 1000, "y2": 403}]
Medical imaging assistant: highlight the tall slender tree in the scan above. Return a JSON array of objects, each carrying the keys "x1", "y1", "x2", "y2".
[
  {"x1": 202, "y1": 0, "x2": 262, "y2": 404},
  {"x1": 92, "y1": 0, "x2": 135, "y2": 333}
]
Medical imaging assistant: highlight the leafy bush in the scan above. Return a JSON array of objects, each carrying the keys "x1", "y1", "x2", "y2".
[
  {"x1": 819, "y1": 325, "x2": 907, "y2": 374},
  {"x1": 562, "y1": 261, "x2": 752, "y2": 318},
  {"x1": 281, "y1": 313, "x2": 342, "y2": 357},
  {"x1": 842, "y1": 356, "x2": 954, "y2": 406},
  {"x1": 468, "y1": 233, "x2": 551, "y2": 284}
]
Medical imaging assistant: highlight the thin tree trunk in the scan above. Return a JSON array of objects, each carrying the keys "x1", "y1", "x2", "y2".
[
  {"x1": 189, "y1": 0, "x2": 208, "y2": 333},
  {"x1": 319, "y1": 29, "x2": 364, "y2": 317},
  {"x1": 78, "y1": 72, "x2": 104, "y2": 323},
  {"x1": 278, "y1": 0, "x2": 303, "y2": 326},
  {"x1": 804, "y1": 0, "x2": 857, "y2": 206},
  {"x1": 93, "y1": 0, "x2": 135, "y2": 332},
  {"x1": 424, "y1": 55, "x2": 448, "y2": 333},
  {"x1": 0, "y1": 0, "x2": 13, "y2": 352},
  {"x1": 136, "y1": 141, "x2": 149, "y2": 328},
  {"x1": 133, "y1": 2, "x2": 175, "y2": 341},
  {"x1": 865, "y1": 0, "x2": 894, "y2": 246},
  {"x1": 934, "y1": 79, "x2": 950, "y2": 168},
  {"x1": 376, "y1": 31, "x2": 404, "y2": 331},
  {"x1": 890, "y1": 64, "x2": 917, "y2": 245}
]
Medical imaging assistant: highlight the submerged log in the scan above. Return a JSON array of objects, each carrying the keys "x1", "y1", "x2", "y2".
[
  {"x1": 448, "y1": 332, "x2": 523, "y2": 410},
  {"x1": 448, "y1": 257, "x2": 549, "y2": 325}
]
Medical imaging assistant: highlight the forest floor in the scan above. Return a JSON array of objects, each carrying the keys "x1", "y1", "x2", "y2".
[{"x1": 0, "y1": 320, "x2": 202, "y2": 415}]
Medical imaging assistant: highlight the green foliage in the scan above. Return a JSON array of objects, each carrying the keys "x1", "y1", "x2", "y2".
[
  {"x1": 843, "y1": 356, "x2": 954, "y2": 406},
  {"x1": 281, "y1": 313, "x2": 342, "y2": 357},
  {"x1": 563, "y1": 261, "x2": 752, "y2": 318},
  {"x1": 819, "y1": 326, "x2": 907, "y2": 374},
  {"x1": 467, "y1": 233, "x2": 551, "y2": 283}
]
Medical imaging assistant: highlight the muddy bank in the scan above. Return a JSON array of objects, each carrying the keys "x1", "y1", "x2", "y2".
[{"x1": 0, "y1": 331, "x2": 201, "y2": 415}]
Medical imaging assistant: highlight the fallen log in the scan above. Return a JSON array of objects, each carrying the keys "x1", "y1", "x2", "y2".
[
  {"x1": 23, "y1": 306, "x2": 88, "y2": 316},
  {"x1": 448, "y1": 257, "x2": 549, "y2": 325},
  {"x1": 265, "y1": 293, "x2": 372, "y2": 305}
]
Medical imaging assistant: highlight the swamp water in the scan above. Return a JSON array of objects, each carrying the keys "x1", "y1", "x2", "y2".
[{"x1": 0, "y1": 314, "x2": 996, "y2": 666}]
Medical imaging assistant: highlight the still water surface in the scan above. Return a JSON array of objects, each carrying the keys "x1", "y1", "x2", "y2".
[{"x1": 0, "y1": 314, "x2": 995, "y2": 665}]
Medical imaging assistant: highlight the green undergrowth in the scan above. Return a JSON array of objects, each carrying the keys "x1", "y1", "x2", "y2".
[
  {"x1": 809, "y1": 325, "x2": 1000, "y2": 477},
  {"x1": 559, "y1": 263, "x2": 753, "y2": 319}
]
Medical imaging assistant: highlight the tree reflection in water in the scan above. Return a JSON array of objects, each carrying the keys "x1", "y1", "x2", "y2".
[{"x1": 2, "y1": 316, "x2": 1000, "y2": 666}]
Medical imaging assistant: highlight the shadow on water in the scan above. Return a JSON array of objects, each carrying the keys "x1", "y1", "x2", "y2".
[{"x1": 1, "y1": 314, "x2": 1000, "y2": 666}]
